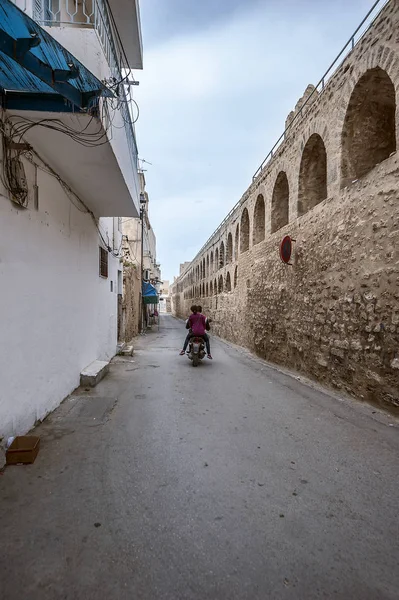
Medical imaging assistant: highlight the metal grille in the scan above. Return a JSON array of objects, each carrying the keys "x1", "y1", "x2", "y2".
[
  {"x1": 99, "y1": 246, "x2": 108, "y2": 278},
  {"x1": 32, "y1": 1, "x2": 118, "y2": 72}
]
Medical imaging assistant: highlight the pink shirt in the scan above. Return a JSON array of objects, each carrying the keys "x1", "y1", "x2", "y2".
[{"x1": 189, "y1": 313, "x2": 206, "y2": 336}]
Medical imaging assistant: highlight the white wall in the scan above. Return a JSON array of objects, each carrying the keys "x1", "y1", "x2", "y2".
[{"x1": 0, "y1": 142, "x2": 120, "y2": 440}]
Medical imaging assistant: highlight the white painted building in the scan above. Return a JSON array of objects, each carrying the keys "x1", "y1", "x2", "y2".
[{"x1": 0, "y1": 0, "x2": 143, "y2": 445}]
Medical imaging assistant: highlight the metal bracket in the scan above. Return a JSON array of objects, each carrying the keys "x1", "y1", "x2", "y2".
[
  {"x1": 7, "y1": 141, "x2": 31, "y2": 151},
  {"x1": 13, "y1": 34, "x2": 41, "y2": 57}
]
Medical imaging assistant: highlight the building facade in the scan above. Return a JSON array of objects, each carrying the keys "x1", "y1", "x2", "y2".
[
  {"x1": 171, "y1": 0, "x2": 399, "y2": 411},
  {"x1": 0, "y1": 0, "x2": 142, "y2": 446},
  {"x1": 159, "y1": 280, "x2": 170, "y2": 313},
  {"x1": 122, "y1": 171, "x2": 161, "y2": 337}
]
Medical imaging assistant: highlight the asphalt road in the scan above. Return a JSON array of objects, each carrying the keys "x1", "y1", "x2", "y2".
[{"x1": 1, "y1": 315, "x2": 398, "y2": 600}]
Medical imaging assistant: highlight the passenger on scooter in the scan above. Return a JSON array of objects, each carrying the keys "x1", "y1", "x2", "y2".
[
  {"x1": 179, "y1": 305, "x2": 212, "y2": 359},
  {"x1": 196, "y1": 305, "x2": 212, "y2": 358}
]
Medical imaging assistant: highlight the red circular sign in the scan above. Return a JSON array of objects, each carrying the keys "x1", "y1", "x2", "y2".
[{"x1": 279, "y1": 235, "x2": 292, "y2": 264}]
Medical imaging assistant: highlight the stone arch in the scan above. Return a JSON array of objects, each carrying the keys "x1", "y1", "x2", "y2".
[
  {"x1": 234, "y1": 224, "x2": 239, "y2": 260},
  {"x1": 298, "y1": 133, "x2": 327, "y2": 216},
  {"x1": 226, "y1": 232, "x2": 233, "y2": 264},
  {"x1": 341, "y1": 67, "x2": 396, "y2": 187},
  {"x1": 240, "y1": 208, "x2": 250, "y2": 253},
  {"x1": 206, "y1": 254, "x2": 209, "y2": 277},
  {"x1": 219, "y1": 241, "x2": 225, "y2": 268},
  {"x1": 203, "y1": 258, "x2": 206, "y2": 279},
  {"x1": 210, "y1": 251, "x2": 214, "y2": 274},
  {"x1": 225, "y1": 271, "x2": 232, "y2": 292},
  {"x1": 234, "y1": 266, "x2": 238, "y2": 288},
  {"x1": 271, "y1": 171, "x2": 289, "y2": 233},
  {"x1": 253, "y1": 194, "x2": 265, "y2": 245},
  {"x1": 209, "y1": 281, "x2": 213, "y2": 296},
  {"x1": 214, "y1": 278, "x2": 217, "y2": 295},
  {"x1": 218, "y1": 275, "x2": 223, "y2": 293},
  {"x1": 202, "y1": 282, "x2": 205, "y2": 296},
  {"x1": 215, "y1": 248, "x2": 219, "y2": 271}
]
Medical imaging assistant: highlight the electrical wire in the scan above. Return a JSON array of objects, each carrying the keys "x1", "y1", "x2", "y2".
[
  {"x1": 0, "y1": 20, "x2": 140, "y2": 243},
  {"x1": 0, "y1": 114, "x2": 123, "y2": 256}
]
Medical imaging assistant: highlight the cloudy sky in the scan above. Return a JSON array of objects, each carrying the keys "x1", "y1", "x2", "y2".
[{"x1": 134, "y1": 0, "x2": 378, "y2": 282}]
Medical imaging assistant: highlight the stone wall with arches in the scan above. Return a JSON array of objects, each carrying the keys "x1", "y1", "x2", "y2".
[{"x1": 171, "y1": 0, "x2": 399, "y2": 411}]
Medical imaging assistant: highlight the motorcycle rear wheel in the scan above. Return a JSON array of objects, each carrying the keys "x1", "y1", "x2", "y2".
[{"x1": 192, "y1": 354, "x2": 199, "y2": 367}]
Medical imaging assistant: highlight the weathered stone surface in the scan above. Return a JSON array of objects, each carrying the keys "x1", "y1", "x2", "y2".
[{"x1": 172, "y1": 1, "x2": 399, "y2": 411}]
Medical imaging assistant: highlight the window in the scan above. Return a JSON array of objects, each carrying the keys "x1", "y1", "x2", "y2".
[
  {"x1": 226, "y1": 233, "x2": 233, "y2": 264},
  {"x1": 271, "y1": 172, "x2": 289, "y2": 233},
  {"x1": 99, "y1": 246, "x2": 108, "y2": 278},
  {"x1": 240, "y1": 208, "x2": 250, "y2": 253},
  {"x1": 341, "y1": 67, "x2": 396, "y2": 187},
  {"x1": 298, "y1": 134, "x2": 327, "y2": 216},
  {"x1": 253, "y1": 194, "x2": 265, "y2": 245},
  {"x1": 219, "y1": 241, "x2": 225, "y2": 268}
]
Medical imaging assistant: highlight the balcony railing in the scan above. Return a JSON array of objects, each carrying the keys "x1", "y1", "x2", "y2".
[{"x1": 11, "y1": 0, "x2": 139, "y2": 185}]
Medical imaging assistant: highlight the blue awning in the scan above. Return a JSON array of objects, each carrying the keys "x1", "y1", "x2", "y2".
[
  {"x1": 143, "y1": 282, "x2": 158, "y2": 297},
  {"x1": 143, "y1": 281, "x2": 159, "y2": 304},
  {"x1": 0, "y1": 0, "x2": 112, "y2": 110}
]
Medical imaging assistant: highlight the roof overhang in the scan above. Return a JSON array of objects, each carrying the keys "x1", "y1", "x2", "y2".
[
  {"x1": 0, "y1": 0, "x2": 111, "y2": 109},
  {"x1": 108, "y1": 0, "x2": 143, "y2": 69},
  {"x1": 6, "y1": 109, "x2": 139, "y2": 218}
]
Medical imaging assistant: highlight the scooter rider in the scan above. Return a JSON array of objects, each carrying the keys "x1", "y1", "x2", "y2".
[
  {"x1": 179, "y1": 305, "x2": 212, "y2": 359},
  {"x1": 196, "y1": 305, "x2": 212, "y2": 359}
]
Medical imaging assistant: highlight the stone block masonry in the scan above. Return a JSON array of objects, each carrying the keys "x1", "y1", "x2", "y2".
[{"x1": 171, "y1": 0, "x2": 399, "y2": 411}]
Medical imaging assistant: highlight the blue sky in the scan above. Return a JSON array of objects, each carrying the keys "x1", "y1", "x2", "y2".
[{"x1": 134, "y1": 0, "x2": 377, "y2": 282}]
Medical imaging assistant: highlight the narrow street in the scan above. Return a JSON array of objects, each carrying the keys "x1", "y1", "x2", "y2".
[{"x1": 1, "y1": 315, "x2": 398, "y2": 600}]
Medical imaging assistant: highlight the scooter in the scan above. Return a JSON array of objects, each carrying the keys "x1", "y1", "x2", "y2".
[{"x1": 188, "y1": 337, "x2": 206, "y2": 367}]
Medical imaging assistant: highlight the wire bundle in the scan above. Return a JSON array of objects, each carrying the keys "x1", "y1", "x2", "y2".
[
  {"x1": 0, "y1": 114, "x2": 122, "y2": 257},
  {"x1": 1, "y1": 133, "x2": 29, "y2": 207}
]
